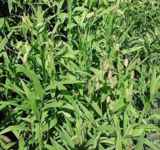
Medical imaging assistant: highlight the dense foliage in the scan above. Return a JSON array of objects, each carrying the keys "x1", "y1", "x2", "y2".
[{"x1": 0, "y1": 0, "x2": 160, "y2": 149}]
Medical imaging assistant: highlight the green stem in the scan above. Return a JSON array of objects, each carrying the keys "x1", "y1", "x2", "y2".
[{"x1": 68, "y1": 0, "x2": 72, "y2": 46}]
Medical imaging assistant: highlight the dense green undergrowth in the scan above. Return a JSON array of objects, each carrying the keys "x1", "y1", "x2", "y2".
[{"x1": 0, "y1": 0, "x2": 160, "y2": 149}]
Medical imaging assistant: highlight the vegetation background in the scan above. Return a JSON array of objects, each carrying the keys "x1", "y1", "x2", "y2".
[{"x1": 0, "y1": 0, "x2": 160, "y2": 149}]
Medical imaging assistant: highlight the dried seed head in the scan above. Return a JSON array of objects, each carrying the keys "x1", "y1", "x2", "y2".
[{"x1": 124, "y1": 58, "x2": 129, "y2": 67}]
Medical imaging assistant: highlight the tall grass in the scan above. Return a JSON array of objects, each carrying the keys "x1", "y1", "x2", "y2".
[{"x1": 0, "y1": 0, "x2": 160, "y2": 149}]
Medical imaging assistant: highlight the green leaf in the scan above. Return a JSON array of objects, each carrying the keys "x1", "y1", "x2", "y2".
[
  {"x1": 109, "y1": 98, "x2": 126, "y2": 113},
  {"x1": 0, "y1": 18, "x2": 4, "y2": 28},
  {"x1": 43, "y1": 100, "x2": 64, "y2": 110},
  {"x1": 59, "y1": 128, "x2": 75, "y2": 149},
  {"x1": 0, "y1": 32, "x2": 13, "y2": 52},
  {"x1": 135, "y1": 134, "x2": 145, "y2": 150},
  {"x1": 91, "y1": 102, "x2": 102, "y2": 116},
  {"x1": 16, "y1": 65, "x2": 44, "y2": 99},
  {"x1": 144, "y1": 139, "x2": 160, "y2": 150}
]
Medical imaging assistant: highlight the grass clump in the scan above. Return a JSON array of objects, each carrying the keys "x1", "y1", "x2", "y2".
[{"x1": 0, "y1": 0, "x2": 160, "y2": 149}]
